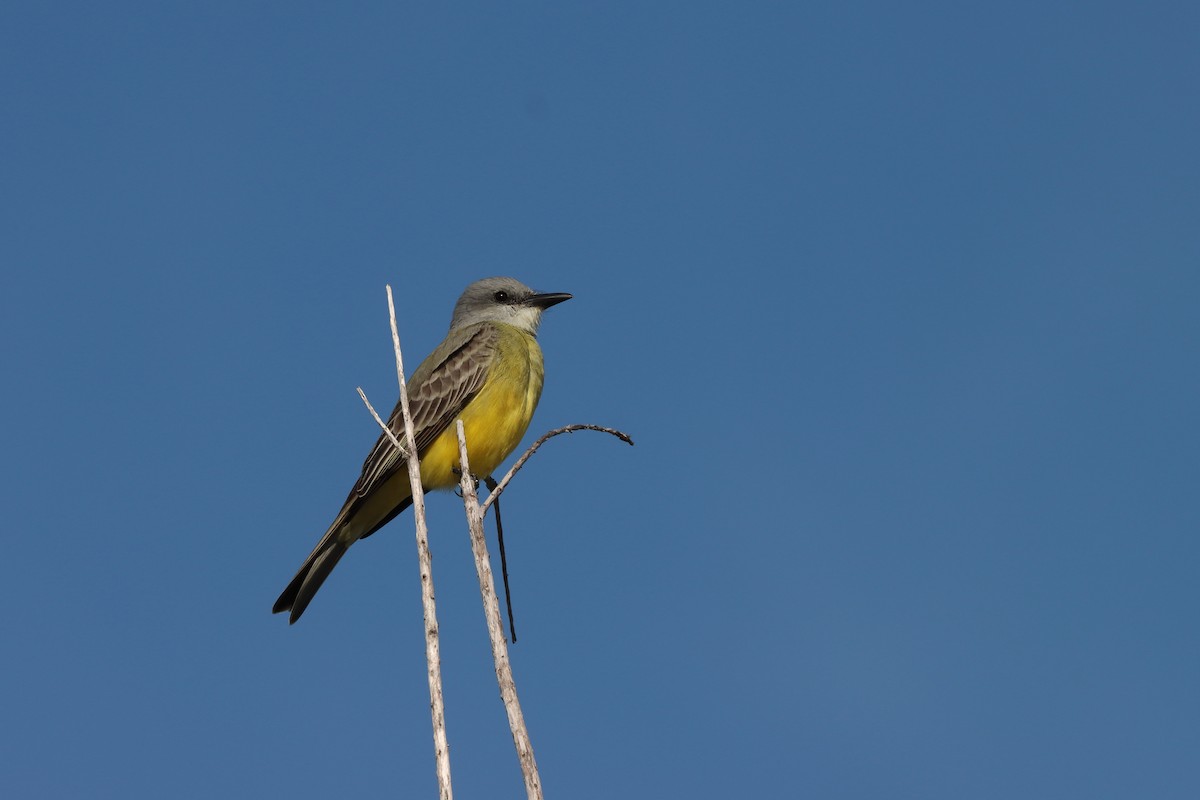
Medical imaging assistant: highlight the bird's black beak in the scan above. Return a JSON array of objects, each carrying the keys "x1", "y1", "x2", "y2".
[{"x1": 526, "y1": 292, "x2": 572, "y2": 309}]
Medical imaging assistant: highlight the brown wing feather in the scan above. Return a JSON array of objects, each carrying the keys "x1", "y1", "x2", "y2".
[{"x1": 346, "y1": 322, "x2": 497, "y2": 507}]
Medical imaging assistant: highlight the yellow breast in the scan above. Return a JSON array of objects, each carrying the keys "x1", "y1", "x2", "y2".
[{"x1": 418, "y1": 325, "x2": 545, "y2": 488}]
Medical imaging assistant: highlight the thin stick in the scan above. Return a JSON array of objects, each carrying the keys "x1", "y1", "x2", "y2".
[
  {"x1": 356, "y1": 387, "x2": 405, "y2": 455},
  {"x1": 383, "y1": 285, "x2": 453, "y2": 800},
  {"x1": 456, "y1": 421, "x2": 543, "y2": 800},
  {"x1": 482, "y1": 424, "x2": 634, "y2": 512}
]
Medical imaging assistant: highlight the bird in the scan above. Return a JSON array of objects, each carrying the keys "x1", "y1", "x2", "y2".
[{"x1": 273, "y1": 277, "x2": 572, "y2": 623}]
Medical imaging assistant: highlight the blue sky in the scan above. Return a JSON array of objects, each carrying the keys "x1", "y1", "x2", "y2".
[{"x1": 3, "y1": 2, "x2": 1198, "y2": 798}]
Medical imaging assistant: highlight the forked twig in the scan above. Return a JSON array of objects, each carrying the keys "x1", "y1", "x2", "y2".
[
  {"x1": 483, "y1": 424, "x2": 633, "y2": 643},
  {"x1": 454, "y1": 420, "x2": 634, "y2": 798},
  {"x1": 456, "y1": 422, "x2": 542, "y2": 800}
]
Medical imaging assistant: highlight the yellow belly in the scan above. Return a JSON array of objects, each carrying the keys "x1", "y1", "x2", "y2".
[
  {"x1": 419, "y1": 329, "x2": 545, "y2": 488},
  {"x1": 336, "y1": 326, "x2": 545, "y2": 542}
]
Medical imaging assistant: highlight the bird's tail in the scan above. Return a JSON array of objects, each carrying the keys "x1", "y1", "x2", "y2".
[
  {"x1": 273, "y1": 538, "x2": 349, "y2": 624},
  {"x1": 274, "y1": 497, "x2": 413, "y2": 623}
]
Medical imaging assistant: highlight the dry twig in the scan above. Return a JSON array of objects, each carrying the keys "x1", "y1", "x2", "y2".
[
  {"x1": 356, "y1": 387, "x2": 405, "y2": 455},
  {"x1": 456, "y1": 421, "x2": 543, "y2": 800},
  {"x1": 456, "y1": 420, "x2": 634, "y2": 798},
  {"x1": 482, "y1": 424, "x2": 635, "y2": 512},
  {"x1": 358, "y1": 286, "x2": 453, "y2": 800}
]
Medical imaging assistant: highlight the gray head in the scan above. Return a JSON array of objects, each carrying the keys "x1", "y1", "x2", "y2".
[{"x1": 449, "y1": 277, "x2": 572, "y2": 335}]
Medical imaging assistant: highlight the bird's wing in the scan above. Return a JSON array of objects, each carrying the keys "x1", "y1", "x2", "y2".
[
  {"x1": 273, "y1": 322, "x2": 500, "y2": 620},
  {"x1": 347, "y1": 321, "x2": 498, "y2": 503}
]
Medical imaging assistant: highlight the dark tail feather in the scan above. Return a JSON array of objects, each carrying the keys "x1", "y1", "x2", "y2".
[
  {"x1": 273, "y1": 540, "x2": 349, "y2": 624},
  {"x1": 273, "y1": 497, "x2": 413, "y2": 624}
]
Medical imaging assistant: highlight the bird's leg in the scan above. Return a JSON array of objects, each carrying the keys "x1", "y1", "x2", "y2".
[{"x1": 452, "y1": 466, "x2": 482, "y2": 496}]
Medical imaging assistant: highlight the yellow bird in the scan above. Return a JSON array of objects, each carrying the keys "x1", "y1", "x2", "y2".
[{"x1": 273, "y1": 277, "x2": 572, "y2": 623}]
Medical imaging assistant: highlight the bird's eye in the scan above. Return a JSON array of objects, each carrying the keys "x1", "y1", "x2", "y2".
[{"x1": 493, "y1": 291, "x2": 509, "y2": 303}]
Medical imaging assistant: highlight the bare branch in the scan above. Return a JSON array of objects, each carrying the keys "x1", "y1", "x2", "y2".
[
  {"x1": 482, "y1": 424, "x2": 634, "y2": 512},
  {"x1": 456, "y1": 421, "x2": 543, "y2": 800},
  {"x1": 382, "y1": 285, "x2": 452, "y2": 800}
]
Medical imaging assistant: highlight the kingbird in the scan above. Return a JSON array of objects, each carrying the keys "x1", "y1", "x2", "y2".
[{"x1": 273, "y1": 277, "x2": 571, "y2": 623}]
